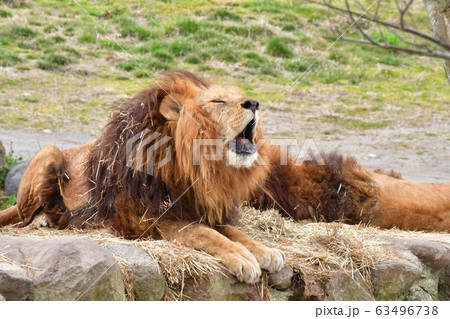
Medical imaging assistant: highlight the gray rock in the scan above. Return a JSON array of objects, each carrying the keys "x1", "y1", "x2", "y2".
[
  {"x1": 0, "y1": 262, "x2": 33, "y2": 300},
  {"x1": 105, "y1": 241, "x2": 166, "y2": 301},
  {"x1": 268, "y1": 287, "x2": 291, "y2": 301},
  {"x1": 268, "y1": 265, "x2": 293, "y2": 291},
  {"x1": 5, "y1": 160, "x2": 29, "y2": 195},
  {"x1": 0, "y1": 293, "x2": 5, "y2": 301},
  {"x1": 0, "y1": 141, "x2": 5, "y2": 167},
  {"x1": 302, "y1": 277, "x2": 326, "y2": 300},
  {"x1": 325, "y1": 271, "x2": 374, "y2": 301},
  {"x1": 444, "y1": 264, "x2": 450, "y2": 298},
  {"x1": 404, "y1": 286, "x2": 434, "y2": 301},
  {"x1": 183, "y1": 269, "x2": 262, "y2": 301},
  {"x1": 0, "y1": 235, "x2": 126, "y2": 300},
  {"x1": 378, "y1": 237, "x2": 450, "y2": 270},
  {"x1": 405, "y1": 266, "x2": 440, "y2": 301},
  {"x1": 371, "y1": 260, "x2": 422, "y2": 300}
]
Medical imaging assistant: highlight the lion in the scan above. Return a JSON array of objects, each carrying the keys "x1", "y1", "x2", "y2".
[
  {"x1": 252, "y1": 150, "x2": 450, "y2": 232},
  {"x1": 0, "y1": 71, "x2": 449, "y2": 284},
  {"x1": 0, "y1": 71, "x2": 285, "y2": 284}
]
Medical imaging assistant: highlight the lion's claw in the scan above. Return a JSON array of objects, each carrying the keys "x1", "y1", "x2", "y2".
[
  {"x1": 221, "y1": 244, "x2": 262, "y2": 284},
  {"x1": 257, "y1": 247, "x2": 286, "y2": 273}
]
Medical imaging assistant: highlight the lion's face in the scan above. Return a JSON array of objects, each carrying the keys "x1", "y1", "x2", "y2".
[{"x1": 195, "y1": 85, "x2": 262, "y2": 168}]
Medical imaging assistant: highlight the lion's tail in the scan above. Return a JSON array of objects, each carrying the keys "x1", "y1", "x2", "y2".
[{"x1": 0, "y1": 205, "x2": 21, "y2": 227}]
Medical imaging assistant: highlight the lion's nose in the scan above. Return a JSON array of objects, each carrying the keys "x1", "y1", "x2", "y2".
[{"x1": 241, "y1": 99, "x2": 260, "y2": 114}]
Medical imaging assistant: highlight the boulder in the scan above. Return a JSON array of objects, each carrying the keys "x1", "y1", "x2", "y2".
[
  {"x1": 287, "y1": 271, "x2": 373, "y2": 301},
  {"x1": 325, "y1": 271, "x2": 374, "y2": 301},
  {"x1": 268, "y1": 287, "x2": 291, "y2": 301},
  {"x1": 5, "y1": 160, "x2": 29, "y2": 195},
  {"x1": 404, "y1": 266, "x2": 440, "y2": 301},
  {"x1": 379, "y1": 237, "x2": 450, "y2": 270},
  {"x1": 0, "y1": 235, "x2": 126, "y2": 301},
  {"x1": 105, "y1": 241, "x2": 166, "y2": 300},
  {"x1": 0, "y1": 141, "x2": 6, "y2": 167},
  {"x1": 0, "y1": 262, "x2": 33, "y2": 300},
  {"x1": 442, "y1": 264, "x2": 450, "y2": 299},
  {"x1": 183, "y1": 269, "x2": 262, "y2": 301},
  {"x1": 371, "y1": 260, "x2": 422, "y2": 300},
  {"x1": 268, "y1": 265, "x2": 293, "y2": 291}
]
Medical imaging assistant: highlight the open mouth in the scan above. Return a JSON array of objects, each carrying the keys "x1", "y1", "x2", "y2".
[{"x1": 229, "y1": 119, "x2": 257, "y2": 155}]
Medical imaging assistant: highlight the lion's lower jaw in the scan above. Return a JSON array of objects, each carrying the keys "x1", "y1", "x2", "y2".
[{"x1": 226, "y1": 149, "x2": 258, "y2": 169}]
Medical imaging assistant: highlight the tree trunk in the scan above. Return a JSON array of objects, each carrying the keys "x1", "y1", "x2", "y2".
[{"x1": 423, "y1": 0, "x2": 450, "y2": 83}]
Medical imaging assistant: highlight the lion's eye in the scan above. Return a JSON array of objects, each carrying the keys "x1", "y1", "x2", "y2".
[{"x1": 211, "y1": 100, "x2": 226, "y2": 104}]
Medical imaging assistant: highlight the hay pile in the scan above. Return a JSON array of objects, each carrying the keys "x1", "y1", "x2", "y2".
[{"x1": 1, "y1": 208, "x2": 449, "y2": 299}]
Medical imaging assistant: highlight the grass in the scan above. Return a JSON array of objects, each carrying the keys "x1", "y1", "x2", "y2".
[
  {"x1": 266, "y1": 36, "x2": 294, "y2": 58},
  {"x1": 0, "y1": 153, "x2": 20, "y2": 202},
  {"x1": 326, "y1": 116, "x2": 389, "y2": 130},
  {"x1": 0, "y1": 49, "x2": 21, "y2": 66},
  {"x1": 0, "y1": 8, "x2": 12, "y2": 17},
  {"x1": 0, "y1": 0, "x2": 447, "y2": 134}
]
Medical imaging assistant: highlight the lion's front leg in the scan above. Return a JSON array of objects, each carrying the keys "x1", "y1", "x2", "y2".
[
  {"x1": 217, "y1": 225, "x2": 285, "y2": 273},
  {"x1": 158, "y1": 220, "x2": 262, "y2": 284}
]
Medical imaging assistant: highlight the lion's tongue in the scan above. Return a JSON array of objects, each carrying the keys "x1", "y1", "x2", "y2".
[
  {"x1": 236, "y1": 137, "x2": 256, "y2": 154},
  {"x1": 236, "y1": 137, "x2": 251, "y2": 145}
]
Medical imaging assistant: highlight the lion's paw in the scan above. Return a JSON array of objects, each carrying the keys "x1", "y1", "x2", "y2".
[
  {"x1": 255, "y1": 247, "x2": 286, "y2": 273},
  {"x1": 223, "y1": 245, "x2": 262, "y2": 284}
]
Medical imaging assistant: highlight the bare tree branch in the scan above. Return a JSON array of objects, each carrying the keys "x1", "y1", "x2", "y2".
[
  {"x1": 340, "y1": 37, "x2": 450, "y2": 59},
  {"x1": 308, "y1": 0, "x2": 450, "y2": 83},
  {"x1": 310, "y1": 0, "x2": 450, "y2": 51}
]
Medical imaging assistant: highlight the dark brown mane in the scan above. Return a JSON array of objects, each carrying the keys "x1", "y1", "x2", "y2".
[
  {"x1": 253, "y1": 149, "x2": 378, "y2": 224},
  {"x1": 61, "y1": 71, "x2": 269, "y2": 238}
]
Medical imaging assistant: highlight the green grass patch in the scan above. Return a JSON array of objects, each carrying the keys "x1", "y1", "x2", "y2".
[
  {"x1": 266, "y1": 36, "x2": 294, "y2": 58},
  {"x1": 269, "y1": 12, "x2": 304, "y2": 31},
  {"x1": 114, "y1": 16, "x2": 152, "y2": 40},
  {"x1": 0, "y1": 153, "x2": 20, "y2": 192},
  {"x1": 23, "y1": 97, "x2": 39, "y2": 103},
  {"x1": 0, "y1": 37, "x2": 10, "y2": 45},
  {"x1": 208, "y1": 8, "x2": 241, "y2": 21},
  {"x1": 370, "y1": 29, "x2": 406, "y2": 47},
  {"x1": 378, "y1": 56, "x2": 404, "y2": 66},
  {"x1": 177, "y1": 18, "x2": 201, "y2": 35},
  {"x1": 0, "y1": 194, "x2": 16, "y2": 210},
  {"x1": 0, "y1": 24, "x2": 37, "y2": 39},
  {"x1": 0, "y1": 49, "x2": 21, "y2": 66},
  {"x1": 0, "y1": 8, "x2": 12, "y2": 17},
  {"x1": 79, "y1": 28, "x2": 98, "y2": 43},
  {"x1": 243, "y1": 51, "x2": 268, "y2": 68},
  {"x1": 327, "y1": 116, "x2": 389, "y2": 130},
  {"x1": 184, "y1": 54, "x2": 201, "y2": 64},
  {"x1": 242, "y1": 1, "x2": 292, "y2": 13},
  {"x1": 282, "y1": 58, "x2": 315, "y2": 73},
  {"x1": 38, "y1": 50, "x2": 78, "y2": 70},
  {"x1": 329, "y1": 50, "x2": 348, "y2": 64}
]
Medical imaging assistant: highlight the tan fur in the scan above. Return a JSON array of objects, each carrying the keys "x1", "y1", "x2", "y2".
[
  {"x1": 369, "y1": 173, "x2": 450, "y2": 231},
  {"x1": 254, "y1": 146, "x2": 450, "y2": 232},
  {"x1": 0, "y1": 71, "x2": 284, "y2": 283}
]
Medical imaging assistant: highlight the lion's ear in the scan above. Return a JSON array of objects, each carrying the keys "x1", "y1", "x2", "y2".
[{"x1": 160, "y1": 96, "x2": 181, "y2": 121}]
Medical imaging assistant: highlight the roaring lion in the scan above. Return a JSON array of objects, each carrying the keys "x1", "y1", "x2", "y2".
[
  {"x1": 0, "y1": 71, "x2": 449, "y2": 283},
  {"x1": 0, "y1": 71, "x2": 285, "y2": 283}
]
